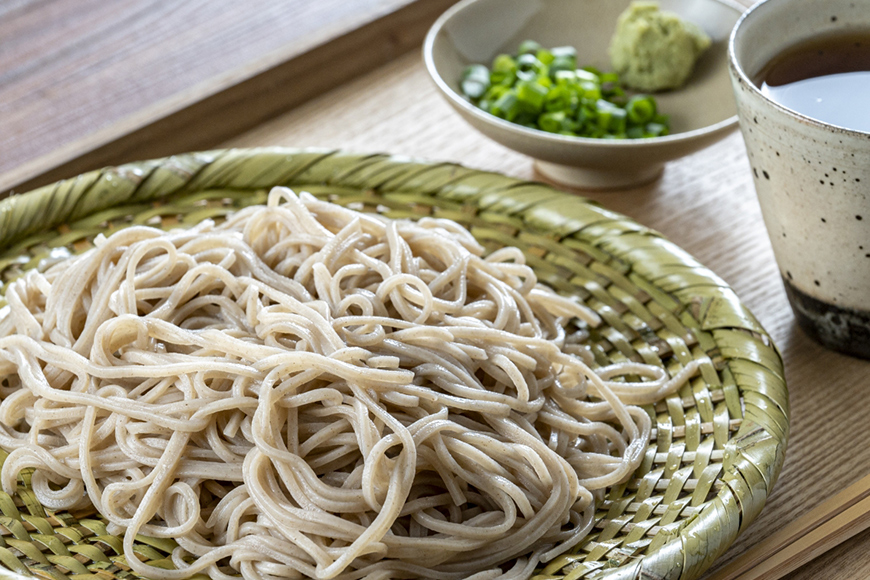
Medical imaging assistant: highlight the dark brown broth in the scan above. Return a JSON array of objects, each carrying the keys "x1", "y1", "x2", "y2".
[{"x1": 755, "y1": 31, "x2": 870, "y2": 132}]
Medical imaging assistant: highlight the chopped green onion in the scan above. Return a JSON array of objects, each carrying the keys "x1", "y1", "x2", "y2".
[
  {"x1": 515, "y1": 69, "x2": 538, "y2": 83},
  {"x1": 579, "y1": 81, "x2": 601, "y2": 101},
  {"x1": 461, "y1": 79, "x2": 488, "y2": 99},
  {"x1": 517, "y1": 53, "x2": 545, "y2": 75},
  {"x1": 491, "y1": 91, "x2": 521, "y2": 121},
  {"x1": 516, "y1": 80, "x2": 549, "y2": 112},
  {"x1": 492, "y1": 54, "x2": 517, "y2": 73},
  {"x1": 459, "y1": 40, "x2": 671, "y2": 139},
  {"x1": 609, "y1": 108, "x2": 628, "y2": 134},
  {"x1": 595, "y1": 100, "x2": 616, "y2": 131},
  {"x1": 514, "y1": 111, "x2": 538, "y2": 126},
  {"x1": 554, "y1": 70, "x2": 577, "y2": 85},
  {"x1": 518, "y1": 40, "x2": 542, "y2": 54},
  {"x1": 538, "y1": 111, "x2": 576, "y2": 133},
  {"x1": 645, "y1": 122, "x2": 668, "y2": 137},
  {"x1": 463, "y1": 64, "x2": 490, "y2": 80},
  {"x1": 484, "y1": 84, "x2": 509, "y2": 100},
  {"x1": 548, "y1": 56, "x2": 576, "y2": 77},
  {"x1": 626, "y1": 95, "x2": 656, "y2": 124},
  {"x1": 551, "y1": 46, "x2": 577, "y2": 59},
  {"x1": 461, "y1": 65, "x2": 491, "y2": 99},
  {"x1": 535, "y1": 48, "x2": 555, "y2": 66},
  {"x1": 490, "y1": 69, "x2": 516, "y2": 86},
  {"x1": 544, "y1": 85, "x2": 574, "y2": 112},
  {"x1": 575, "y1": 69, "x2": 599, "y2": 83}
]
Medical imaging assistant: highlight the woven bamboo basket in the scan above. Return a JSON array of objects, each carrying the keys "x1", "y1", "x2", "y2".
[{"x1": 0, "y1": 148, "x2": 788, "y2": 580}]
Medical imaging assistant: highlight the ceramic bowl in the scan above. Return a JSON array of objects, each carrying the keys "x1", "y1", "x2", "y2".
[{"x1": 424, "y1": 0, "x2": 744, "y2": 189}]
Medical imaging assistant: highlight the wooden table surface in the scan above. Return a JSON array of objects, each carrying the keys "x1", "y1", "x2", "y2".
[
  {"x1": 3, "y1": 1, "x2": 870, "y2": 579},
  {"x1": 0, "y1": 0, "x2": 457, "y2": 195}
]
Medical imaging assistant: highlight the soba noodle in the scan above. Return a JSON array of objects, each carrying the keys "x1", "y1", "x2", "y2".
[{"x1": 0, "y1": 187, "x2": 700, "y2": 580}]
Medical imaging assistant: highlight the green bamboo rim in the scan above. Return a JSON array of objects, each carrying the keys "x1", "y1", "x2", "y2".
[{"x1": 0, "y1": 147, "x2": 788, "y2": 580}]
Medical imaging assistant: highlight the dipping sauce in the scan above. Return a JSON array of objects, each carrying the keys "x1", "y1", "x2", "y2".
[{"x1": 757, "y1": 32, "x2": 870, "y2": 132}]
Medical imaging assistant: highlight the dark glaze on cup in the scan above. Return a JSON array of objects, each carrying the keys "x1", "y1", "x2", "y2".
[{"x1": 785, "y1": 278, "x2": 870, "y2": 358}]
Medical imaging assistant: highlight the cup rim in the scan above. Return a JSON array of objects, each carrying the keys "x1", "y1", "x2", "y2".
[
  {"x1": 728, "y1": 0, "x2": 870, "y2": 138},
  {"x1": 423, "y1": 0, "x2": 742, "y2": 149}
]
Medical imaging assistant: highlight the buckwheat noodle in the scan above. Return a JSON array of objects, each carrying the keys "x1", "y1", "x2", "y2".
[{"x1": 0, "y1": 188, "x2": 701, "y2": 580}]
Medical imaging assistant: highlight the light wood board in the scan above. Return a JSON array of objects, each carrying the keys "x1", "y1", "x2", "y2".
[{"x1": 0, "y1": 0, "x2": 457, "y2": 196}]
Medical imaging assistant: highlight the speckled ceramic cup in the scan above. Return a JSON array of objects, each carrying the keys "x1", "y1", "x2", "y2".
[{"x1": 729, "y1": 0, "x2": 870, "y2": 359}]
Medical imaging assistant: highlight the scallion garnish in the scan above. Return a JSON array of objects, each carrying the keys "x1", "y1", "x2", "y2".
[{"x1": 459, "y1": 40, "x2": 671, "y2": 139}]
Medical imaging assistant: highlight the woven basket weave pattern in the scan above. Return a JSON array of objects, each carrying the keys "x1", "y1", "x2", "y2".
[{"x1": 0, "y1": 148, "x2": 788, "y2": 580}]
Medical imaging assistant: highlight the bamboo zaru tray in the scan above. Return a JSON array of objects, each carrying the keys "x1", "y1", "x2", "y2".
[{"x1": 0, "y1": 148, "x2": 788, "y2": 580}]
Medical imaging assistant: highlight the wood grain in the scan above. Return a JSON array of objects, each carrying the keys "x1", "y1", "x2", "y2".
[
  {"x1": 0, "y1": 0, "x2": 457, "y2": 196},
  {"x1": 224, "y1": 51, "x2": 870, "y2": 580}
]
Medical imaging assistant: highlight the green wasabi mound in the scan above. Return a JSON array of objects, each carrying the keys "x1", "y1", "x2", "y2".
[{"x1": 609, "y1": 1, "x2": 711, "y2": 92}]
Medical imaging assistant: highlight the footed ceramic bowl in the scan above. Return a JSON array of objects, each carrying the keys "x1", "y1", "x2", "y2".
[{"x1": 424, "y1": 0, "x2": 743, "y2": 189}]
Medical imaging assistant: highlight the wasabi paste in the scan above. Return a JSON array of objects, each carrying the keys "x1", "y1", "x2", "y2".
[{"x1": 609, "y1": 1, "x2": 711, "y2": 92}]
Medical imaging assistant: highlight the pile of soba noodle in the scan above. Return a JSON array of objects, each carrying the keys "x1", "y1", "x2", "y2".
[{"x1": 0, "y1": 187, "x2": 699, "y2": 580}]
